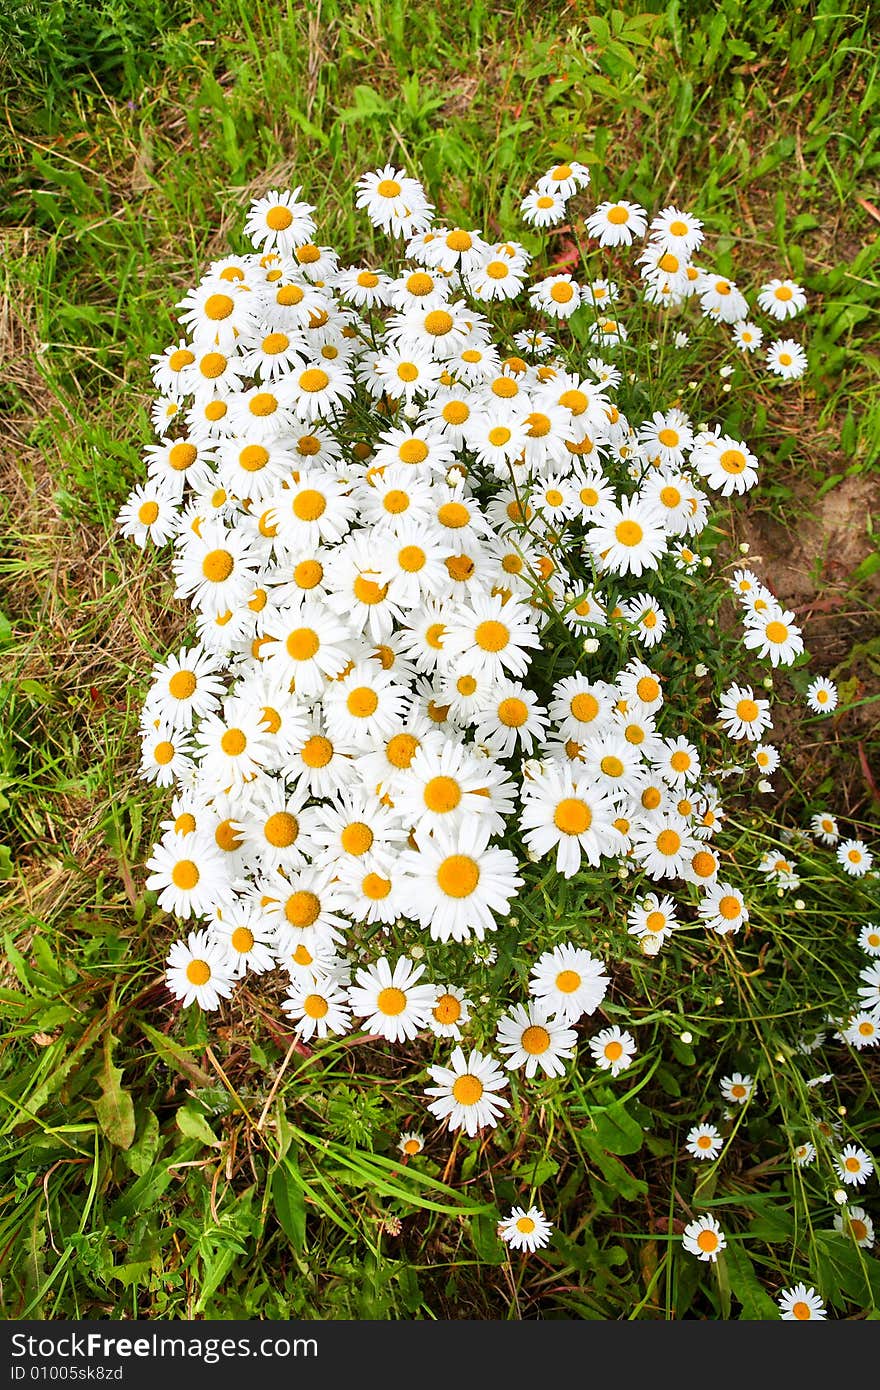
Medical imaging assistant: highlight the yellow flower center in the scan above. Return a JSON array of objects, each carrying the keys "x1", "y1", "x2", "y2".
[
  {"x1": 437, "y1": 501, "x2": 470, "y2": 529},
  {"x1": 341, "y1": 822, "x2": 374, "y2": 856},
  {"x1": 169, "y1": 441, "x2": 197, "y2": 470},
  {"x1": 607, "y1": 206, "x2": 629, "y2": 225},
  {"x1": 346, "y1": 687, "x2": 379, "y2": 718},
  {"x1": 138, "y1": 500, "x2": 159, "y2": 524},
  {"x1": 293, "y1": 489, "x2": 327, "y2": 522},
  {"x1": 554, "y1": 798, "x2": 591, "y2": 835},
  {"x1": 555, "y1": 969, "x2": 581, "y2": 993},
  {"x1": 298, "y1": 367, "x2": 330, "y2": 393},
  {"x1": 423, "y1": 776, "x2": 462, "y2": 813},
  {"x1": 204, "y1": 293, "x2": 234, "y2": 321},
  {"x1": 264, "y1": 812, "x2": 299, "y2": 848},
  {"x1": 185, "y1": 959, "x2": 211, "y2": 985},
  {"x1": 498, "y1": 697, "x2": 528, "y2": 727},
  {"x1": 615, "y1": 519, "x2": 643, "y2": 547},
  {"x1": 436, "y1": 855, "x2": 480, "y2": 898},
  {"x1": 362, "y1": 872, "x2": 392, "y2": 900},
  {"x1": 231, "y1": 926, "x2": 254, "y2": 953},
  {"x1": 377, "y1": 986, "x2": 407, "y2": 1016},
  {"x1": 424, "y1": 309, "x2": 454, "y2": 336},
  {"x1": 433, "y1": 993, "x2": 462, "y2": 1025},
  {"x1": 171, "y1": 860, "x2": 200, "y2": 890},
  {"x1": 521, "y1": 1025, "x2": 551, "y2": 1054},
  {"x1": 696, "y1": 1230, "x2": 719, "y2": 1254},
  {"x1": 656, "y1": 829, "x2": 681, "y2": 856},
  {"x1": 386, "y1": 732, "x2": 419, "y2": 768},
  {"x1": 398, "y1": 438, "x2": 429, "y2": 464},
  {"x1": 601, "y1": 755, "x2": 624, "y2": 779},
  {"x1": 604, "y1": 1040, "x2": 624, "y2": 1061},
  {"x1": 286, "y1": 628, "x2": 320, "y2": 661},
  {"x1": 284, "y1": 891, "x2": 321, "y2": 928},
  {"x1": 452, "y1": 1074, "x2": 483, "y2": 1104},
  {"x1": 474, "y1": 619, "x2": 509, "y2": 652}
]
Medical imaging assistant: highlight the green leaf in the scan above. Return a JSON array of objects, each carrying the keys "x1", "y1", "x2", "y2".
[
  {"x1": 590, "y1": 1101, "x2": 645, "y2": 1156},
  {"x1": 470, "y1": 1213, "x2": 506, "y2": 1264},
  {"x1": 123, "y1": 1111, "x2": 160, "y2": 1177},
  {"x1": 724, "y1": 1242, "x2": 780, "y2": 1320},
  {"x1": 272, "y1": 1162, "x2": 307, "y2": 1252},
  {"x1": 175, "y1": 1103, "x2": 220, "y2": 1148},
  {"x1": 93, "y1": 1035, "x2": 135, "y2": 1150},
  {"x1": 139, "y1": 1019, "x2": 212, "y2": 1087}
]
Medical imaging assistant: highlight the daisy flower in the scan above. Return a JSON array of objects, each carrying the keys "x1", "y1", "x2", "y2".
[
  {"x1": 398, "y1": 1131, "x2": 425, "y2": 1157},
  {"x1": 837, "y1": 839, "x2": 873, "y2": 877},
  {"x1": 399, "y1": 822, "x2": 523, "y2": 943},
  {"x1": 717, "y1": 683, "x2": 773, "y2": 741},
  {"x1": 519, "y1": 763, "x2": 622, "y2": 879},
  {"x1": 529, "y1": 273, "x2": 582, "y2": 320},
  {"x1": 283, "y1": 976, "x2": 353, "y2": 1041},
  {"x1": 743, "y1": 608, "x2": 804, "y2": 667},
  {"x1": 753, "y1": 743, "x2": 780, "y2": 775},
  {"x1": 520, "y1": 188, "x2": 567, "y2": 227},
  {"x1": 720, "y1": 1073, "x2": 754, "y2": 1105},
  {"x1": 793, "y1": 1141, "x2": 816, "y2": 1167},
  {"x1": 538, "y1": 160, "x2": 591, "y2": 197},
  {"x1": 210, "y1": 907, "x2": 276, "y2": 977},
  {"x1": 805, "y1": 676, "x2": 838, "y2": 714},
  {"x1": 428, "y1": 984, "x2": 472, "y2": 1041},
  {"x1": 144, "y1": 645, "x2": 225, "y2": 730},
  {"x1": 811, "y1": 812, "x2": 839, "y2": 844},
  {"x1": 682, "y1": 1214, "x2": 726, "y2": 1263},
  {"x1": 857, "y1": 961, "x2": 880, "y2": 1010},
  {"x1": 139, "y1": 722, "x2": 193, "y2": 788},
  {"x1": 589, "y1": 1025, "x2": 636, "y2": 1077},
  {"x1": 691, "y1": 434, "x2": 759, "y2": 496},
  {"x1": 833, "y1": 1205, "x2": 875, "y2": 1249},
  {"x1": 649, "y1": 206, "x2": 704, "y2": 257},
  {"x1": 499, "y1": 1206, "x2": 553, "y2": 1253},
  {"x1": 145, "y1": 830, "x2": 231, "y2": 919},
  {"x1": 528, "y1": 942, "x2": 610, "y2": 1022},
  {"x1": 424, "y1": 1046, "x2": 510, "y2": 1137},
  {"x1": 686, "y1": 1124, "x2": 723, "y2": 1161},
  {"x1": 116, "y1": 482, "x2": 180, "y2": 548},
  {"x1": 585, "y1": 199, "x2": 647, "y2": 247},
  {"x1": 732, "y1": 321, "x2": 764, "y2": 352},
  {"x1": 757, "y1": 278, "x2": 807, "y2": 321},
  {"x1": 858, "y1": 922, "x2": 880, "y2": 956},
  {"x1": 777, "y1": 1284, "x2": 826, "y2": 1320},
  {"x1": 632, "y1": 811, "x2": 698, "y2": 881},
  {"x1": 347, "y1": 955, "x2": 436, "y2": 1043},
  {"x1": 766, "y1": 339, "x2": 807, "y2": 380},
  {"x1": 627, "y1": 893, "x2": 678, "y2": 947},
  {"x1": 356, "y1": 166, "x2": 433, "y2": 236},
  {"x1": 470, "y1": 681, "x2": 549, "y2": 758},
  {"x1": 166, "y1": 930, "x2": 235, "y2": 1011},
  {"x1": 843, "y1": 1012, "x2": 880, "y2": 1049},
  {"x1": 495, "y1": 1000, "x2": 578, "y2": 1079},
  {"x1": 589, "y1": 495, "x2": 667, "y2": 577}
]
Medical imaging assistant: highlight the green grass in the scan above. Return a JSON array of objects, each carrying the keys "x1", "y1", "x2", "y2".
[{"x1": 1, "y1": 0, "x2": 878, "y2": 1320}]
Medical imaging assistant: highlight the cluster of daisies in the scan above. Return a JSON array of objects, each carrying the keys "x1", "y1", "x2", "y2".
[
  {"x1": 519, "y1": 163, "x2": 809, "y2": 379},
  {"x1": 119, "y1": 164, "x2": 876, "y2": 1295}
]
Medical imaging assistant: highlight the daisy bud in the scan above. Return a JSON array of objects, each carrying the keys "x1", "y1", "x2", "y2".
[
  {"x1": 694, "y1": 663, "x2": 708, "y2": 676},
  {"x1": 714, "y1": 996, "x2": 724, "y2": 1006},
  {"x1": 838, "y1": 1105, "x2": 847, "y2": 1116},
  {"x1": 583, "y1": 637, "x2": 600, "y2": 654},
  {"x1": 763, "y1": 676, "x2": 774, "y2": 689},
  {"x1": 758, "y1": 779, "x2": 773, "y2": 793},
  {"x1": 410, "y1": 944, "x2": 425, "y2": 959},
  {"x1": 834, "y1": 1189, "x2": 848, "y2": 1204},
  {"x1": 702, "y1": 556, "x2": 712, "y2": 567},
  {"x1": 680, "y1": 1031, "x2": 693, "y2": 1044},
  {"x1": 795, "y1": 898, "x2": 806, "y2": 910},
  {"x1": 719, "y1": 364, "x2": 734, "y2": 378},
  {"x1": 739, "y1": 542, "x2": 750, "y2": 554},
  {"x1": 642, "y1": 935, "x2": 661, "y2": 956},
  {"x1": 722, "y1": 382, "x2": 731, "y2": 392},
  {"x1": 403, "y1": 402, "x2": 420, "y2": 420}
]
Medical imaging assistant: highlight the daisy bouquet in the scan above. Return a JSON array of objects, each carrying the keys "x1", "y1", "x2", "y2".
[{"x1": 119, "y1": 163, "x2": 877, "y2": 1283}]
